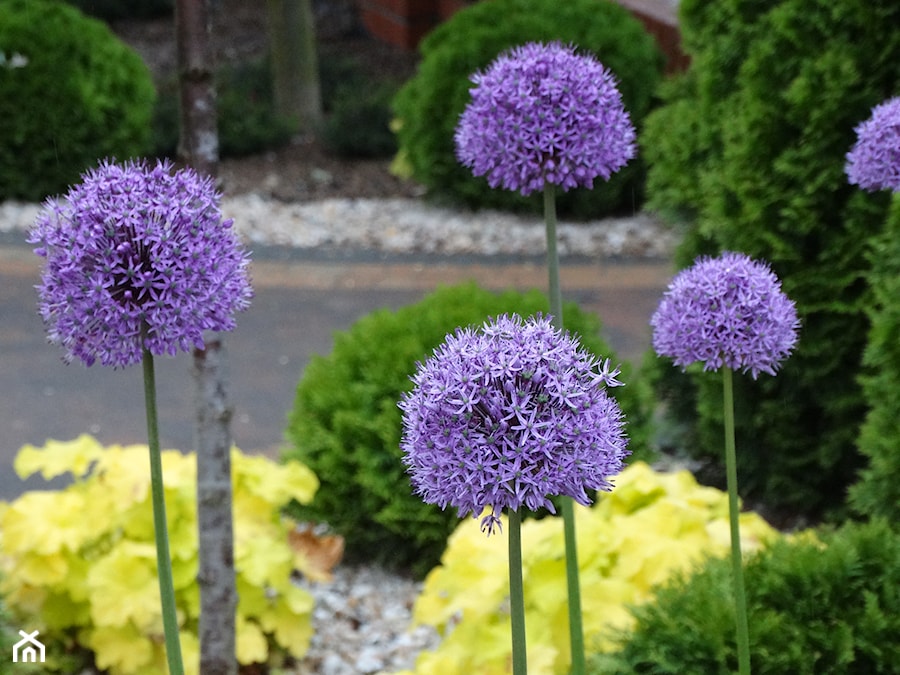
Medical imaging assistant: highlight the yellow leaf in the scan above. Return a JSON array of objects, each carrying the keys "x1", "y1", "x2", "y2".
[
  {"x1": 13, "y1": 435, "x2": 105, "y2": 480},
  {"x1": 87, "y1": 542, "x2": 162, "y2": 630},
  {"x1": 258, "y1": 586, "x2": 314, "y2": 658},
  {"x1": 85, "y1": 622, "x2": 154, "y2": 674},
  {"x1": 233, "y1": 451, "x2": 319, "y2": 506},
  {"x1": 236, "y1": 531, "x2": 292, "y2": 587},
  {"x1": 1, "y1": 490, "x2": 91, "y2": 555},
  {"x1": 14, "y1": 551, "x2": 69, "y2": 587},
  {"x1": 236, "y1": 615, "x2": 269, "y2": 665}
]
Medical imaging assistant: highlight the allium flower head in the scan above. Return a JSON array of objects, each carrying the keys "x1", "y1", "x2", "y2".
[
  {"x1": 29, "y1": 158, "x2": 252, "y2": 368},
  {"x1": 399, "y1": 313, "x2": 628, "y2": 535},
  {"x1": 846, "y1": 96, "x2": 900, "y2": 192},
  {"x1": 651, "y1": 252, "x2": 800, "y2": 379},
  {"x1": 454, "y1": 41, "x2": 636, "y2": 196}
]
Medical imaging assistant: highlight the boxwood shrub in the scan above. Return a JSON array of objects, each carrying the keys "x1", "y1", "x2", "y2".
[
  {"x1": 392, "y1": 0, "x2": 663, "y2": 219},
  {"x1": 641, "y1": 0, "x2": 900, "y2": 523},
  {"x1": 589, "y1": 519, "x2": 900, "y2": 674},
  {"x1": 282, "y1": 282, "x2": 653, "y2": 575},
  {"x1": 0, "y1": 0, "x2": 156, "y2": 202}
]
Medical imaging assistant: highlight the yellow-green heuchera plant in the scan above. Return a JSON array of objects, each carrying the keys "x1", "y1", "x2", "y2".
[
  {"x1": 0, "y1": 436, "x2": 319, "y2": 674},
  {"x1": 395, "y1": 461, "x2": 783, "y2": 675}
]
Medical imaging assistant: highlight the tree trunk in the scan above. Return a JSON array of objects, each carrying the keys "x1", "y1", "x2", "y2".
[
  {"x1": 268, "y1": 0, "x2": 323, "y2": 131},
  {"x1": 174, "y1": 2, "x2": 238, "y2": 674}
]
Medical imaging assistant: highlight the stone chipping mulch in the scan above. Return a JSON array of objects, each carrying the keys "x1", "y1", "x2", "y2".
[{"x1": 1, "y1": 193, "x2": 677, "y2": 259}]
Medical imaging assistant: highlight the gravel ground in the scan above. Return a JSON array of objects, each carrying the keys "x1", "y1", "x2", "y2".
[{"x1": 1, "y1": 193, "x2": 677, "y2": 260}]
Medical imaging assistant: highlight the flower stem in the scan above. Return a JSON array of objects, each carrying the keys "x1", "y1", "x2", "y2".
[
  {"x1": 723, "y1": 367, "x2": 751, "y2": 675},
  {"x1": 543, "y1": 184, "x2": 585, "y2": 674},
  {"x1": 142, "y1": 327, "x2": 185, "y2": 675},
  {"x1": 543, "y1": 184, "x2": 563, "y2": 325},
  {"x1": 508, "y1": 509, "x2": 527, "y2": 675}
]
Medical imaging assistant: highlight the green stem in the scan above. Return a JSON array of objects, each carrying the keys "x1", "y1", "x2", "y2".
[
  {"x1": 508, "y1": 509, "x2": 527, "y2": 675},
  {"x1": 561, "y1": 498, "x2": 585, "y2": 673},
  {"x1": 543, "y1": 184, "x2": 585, "y2": 674},
  {"x1": 723, "y1": 367, "x2": 751, "y2": 675},
  {"x1": 544, "y1": 184, "x2": 563, "y2": 326},
  {"x1": 142, "y1": 327, "x2": 185, "y2": 675}
]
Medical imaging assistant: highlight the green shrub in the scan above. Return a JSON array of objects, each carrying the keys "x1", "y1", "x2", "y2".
[
  {"x1": 321, "y1": 82, "x2": 398, "y2": 158},
  {"x1": 590, "y1": 519, "x2": 900, "y2": 674},
  {"x1": 392, "y1": 0, "x2": 663, "y2": 218},
  {"x1": 152, "y1": 57, "x2": 296, "y2": 159},
  {"x1": 0, "y1": 0, "x2": 156, "y2": 202},
  {"x1": 850, "y1": 195, "x2": 900, "y2": 520},
  {"x1": 283, "y1": 282, "x2": 653, "y2": 575},
  {"x1": 642, "y1": 0, "x2": 900, "y2": 522},
  {"x1": 317, "y1": 50, "x2": 400, "y2": 158}
]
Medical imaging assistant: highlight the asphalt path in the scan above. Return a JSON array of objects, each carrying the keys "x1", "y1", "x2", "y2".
[{"x1": 1, "y1": 239, "x2": 673, "y2": 500}]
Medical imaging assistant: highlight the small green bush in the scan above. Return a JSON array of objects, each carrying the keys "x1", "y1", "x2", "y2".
[
  {"x1": 0, "y1": 0, "x2": 156, "y2": 202},
  {"x1": 392, "y1": 0, "x2": 663, "y2": 218},
  {"x1": 589, "y1": 519, "x2": 900, "y2": 674},
  {"x1": 850, "y1": 195, "x2": 900, "y2": 521},
  {"x1": 282, "y1": 282, "x2": 653, "y2": 575},
  {"x1": 642, "y1": 0, "x2": 900, "y2": 522}
]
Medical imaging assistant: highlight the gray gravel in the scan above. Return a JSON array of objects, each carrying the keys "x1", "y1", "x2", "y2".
[{"x1": 2, "y1": 193, "x2": 677, "y2": 259}]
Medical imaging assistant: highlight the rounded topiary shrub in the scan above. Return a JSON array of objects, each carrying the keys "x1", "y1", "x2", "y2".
[
  {"x1": 0, "y1": 0, "x2": 156, "y2": 202},
  {"x1": 589, "y1": 519, "x2": 900, "y2": 674},
  {"x1": 283, "y1": 282, "x2": 652, "y2": 575},
  {"x1": 392, "y1": 0, "x2": 663, "y2": 219},
  {"x1": 641, "y1": 0, "x2": 900, "y2": 523}
]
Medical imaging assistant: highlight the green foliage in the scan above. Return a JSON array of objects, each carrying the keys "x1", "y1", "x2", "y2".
[
  {"x1": 283, "y1": 282, "x2": 653, "y2": 575},
  {"x1": 152, "y1": 57, "x2": 296, "y2": 159},
  {"x1": 392, "y1": 0, "x2": 663, "y2": 218},
  {"x1": 318, "y1": 51, "x2": 402, "y2": 158},
  {"x1": 642, "y1": 0, "x2": 900, "y2": 521},
  {"x1": 590, "y1": 519, "x2": 900, "y2": 674},
  {"x1": 850, "y1": 196, "x2": 900, "y2": 520},
  {"x1": 0, "y1": 436, "x2": 319, "y2": 675},
  {"x1": 400, "y1": 462, "x2": 780, "y2": 675},
  {"x1": 0, "y1": 0, "x2": 156, "y2": 202},
  {"x1": 321, "y1": 81, "x2": 398, "y2": 158}
]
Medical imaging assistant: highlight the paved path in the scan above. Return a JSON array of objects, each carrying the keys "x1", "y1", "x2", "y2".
[{"x1": 1, "y1": 242, "x2": 673, "y2": 499}]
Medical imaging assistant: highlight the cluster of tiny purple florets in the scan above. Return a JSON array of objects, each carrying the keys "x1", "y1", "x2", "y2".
[
  {"x1": 29, "y1": 158, "x2": 252, "y2": 368},
  {"x1": 454, "y1": 41, "x2": 636, "y2": 196},
  {"x1": 651, "y1": 252, "x2": 800, "y2": 379},
  {"x1": 845, "y1": 96, "x2": 900, "y2": 193},
  {"x1": 399, "y1": 314, "x2": 628, "y2": 535}
]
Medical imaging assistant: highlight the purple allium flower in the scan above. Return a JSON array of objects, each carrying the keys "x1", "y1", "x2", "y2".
[
  {"x1": 846, "y1": 96, "x2": 900, "y2": 192},
  {"x1": 454, "y1": 41, "x2": 636, "y2": 196},
  {"x1": 399, "y1": 314, "x2": 628, "y2": 535},
  {"x1": 651, "y1": 252, "x2": 800, "y2": 379},
  {"x1": 29, "y1": 158, "x2": 252, "y2": 368}
]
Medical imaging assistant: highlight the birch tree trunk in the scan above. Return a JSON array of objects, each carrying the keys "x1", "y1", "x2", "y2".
[
  {"x1": 268, "y1": 0, "x2": 323, "y2": 131},
  {"x1": 174, "y1": 1, "x2": 238, "y2": 674}
]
